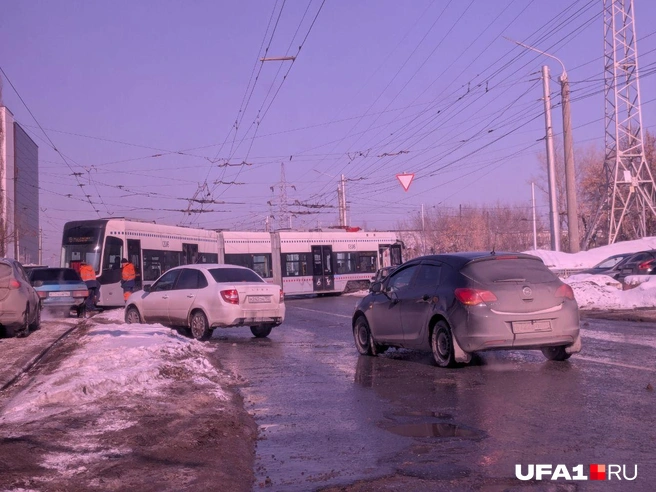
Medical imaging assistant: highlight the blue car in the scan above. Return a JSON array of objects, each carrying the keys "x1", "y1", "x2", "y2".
[{"x1": 28, "y1": 268, "x2": 89, "y2": 317}]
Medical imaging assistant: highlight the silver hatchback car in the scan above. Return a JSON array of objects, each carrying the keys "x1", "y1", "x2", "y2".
[
  {"x1": 0, "y1": 258, "x2": 41, "y2": 337},
  {"x1": 125, "y1": 264, "x2": 285, "y2": 340},
  {"x1": 353, "y1": 252, "x2": 581, "y2": 367}
]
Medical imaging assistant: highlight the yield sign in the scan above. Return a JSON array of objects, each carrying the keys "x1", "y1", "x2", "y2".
[{"x1": 396, "y1": 173, "x2": 415, "y2": 192}]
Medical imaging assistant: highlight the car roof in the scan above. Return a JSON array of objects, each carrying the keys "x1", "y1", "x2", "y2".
[
  {"x1": 170, "y1": 263, "x2": 252, "y2": 271},
  {"x1": 407, "y1": 251, "x2": 543, "y2": 269}
]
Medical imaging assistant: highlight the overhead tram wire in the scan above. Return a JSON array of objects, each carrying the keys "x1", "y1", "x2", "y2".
[
  {"x1": 346, "y1": 1, "x2": 604, "y2": 186},
  {"x1": 210, "y1": 0, "x2": 327, "y2": 207},
  {"x1": 304, "y1": 0, "x2": 598, "y2": 202},
  {"x1": 0, "y1": 65, "x2": 100, "y2": 215}
]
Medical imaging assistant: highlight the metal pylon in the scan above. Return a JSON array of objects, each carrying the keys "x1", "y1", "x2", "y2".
[{"x1": 603, "y1": 0, "x2": 656, "y2": 243}]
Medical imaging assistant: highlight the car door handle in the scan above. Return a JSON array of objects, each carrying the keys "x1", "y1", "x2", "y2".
[
  {"x1": 162, "y1": 295, "x2": 169, "y2": 299},
  {"x1": 187, "y1": 294, "x2": 195, "y2": 298}
]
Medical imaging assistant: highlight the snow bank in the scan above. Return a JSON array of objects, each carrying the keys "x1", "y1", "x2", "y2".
[
  {"x1": 526, "y1": 236, "x2": 656, "y2": 269},
  {"x1": 565, "y1": 273, "x2": 656, "y2": 310},
  {"x1": 1, "y1": 309, "x2": 227, "y2": 425}
]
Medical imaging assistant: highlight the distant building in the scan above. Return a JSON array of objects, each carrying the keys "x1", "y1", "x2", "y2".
[{"x1": 0, "y1": 106, "x2": 39, "y2": 263}]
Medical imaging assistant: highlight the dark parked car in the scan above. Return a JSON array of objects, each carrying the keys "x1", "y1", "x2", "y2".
[
  {"x1": 352, "y1": 252, "x2": 581, "y2": 367},
  {"x1": 28, "y1": 267, "x2": 89, "y2": 317},
  {"x1": 579, "y1": 253, "x2": 635, "y2": 277},
  {"x1": 0, "y1": 258, "x2": 41, "y2": 337},
  {"x1": 611, "y1": 250, "x2": 656, "y2": 280}
]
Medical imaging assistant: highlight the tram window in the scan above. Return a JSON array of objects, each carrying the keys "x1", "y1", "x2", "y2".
[
  {"x1": 252, "y1": 254, "x2": 272, "y2": 278},
  {"x1": 336, "y1": 252, "x2": 356, "y2": 274},
  {"x1": 143, "y1": 249, "x2": 163, "y2": 281},
  {"x1": 197, "y1": 253, "x2": 218, "y2": 264},
  {"x1": 102, "y1": 236, "x2": 124, "y2": 271},
  {"x1": 358, "y1": 252, "x2": 377, "y2": 273},
  {"x1": 283, "y1": 253, "x2": 310, "y2": 277}
]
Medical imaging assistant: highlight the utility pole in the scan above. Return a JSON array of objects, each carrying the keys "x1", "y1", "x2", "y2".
[
  {"x1": 38, "y1": 228, "x2": 43, "y2": 264},
  {"x1": 542, "y1": 65, "x2": 561, "y2": 252},
  {"x1": 560, "y1": 73, "x2": 579, "y2": 252},
  {"x1": 421, "y1": 204, "x2": 426, "y2": 255},
  {"x1": 337, "y1": 174, "x2": 347, "y2": 227},
  {"x1": 532, "y1": 182, "x2": 538, "y2": 250},
  {"x1": 507, "y1": 37, "x2": 577, "y2": 252}
]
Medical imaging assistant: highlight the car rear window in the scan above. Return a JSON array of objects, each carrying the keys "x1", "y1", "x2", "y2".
[
  {"x1": 0, "y1": 263, "x2": 12, "y2": 281},
  {"x1": 461, "y1": 257, "x2": 557, "y2": 283},
  {"x1": 30, "y1": 268, "x2": 81, "y2": 283},
  {"x1": 209, "y1": 268, "x2": 264, "y2": 283}
]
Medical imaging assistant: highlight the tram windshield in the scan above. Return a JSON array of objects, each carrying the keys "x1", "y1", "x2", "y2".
[{"x1": 61, "y1": 222, "x2": 105, "y2": 272}]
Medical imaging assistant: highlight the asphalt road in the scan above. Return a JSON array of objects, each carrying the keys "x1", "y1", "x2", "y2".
[{"x1": 210, "y1": 295, "x2": 656, "y2": 491}]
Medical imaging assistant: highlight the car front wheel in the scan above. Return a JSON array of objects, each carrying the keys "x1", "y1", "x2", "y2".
[
  {"x1": 541, "y1": 345, "x2": 571, "y2": 361},
  {"x1": 125, "y1": 306, "x2": 142, "y2": 324},
  {"x1": 190, "y1": 311, "x2": 212, "y2": 341},
  {"x1": 250, "y1": 325, "x2": 273, "y2": 338},
  {"x1": 353, "y1": 316, "x2": 374, "y2": 356},
  {"x1": 431, "y1": 321, "x2": 455, "y2": 368}
]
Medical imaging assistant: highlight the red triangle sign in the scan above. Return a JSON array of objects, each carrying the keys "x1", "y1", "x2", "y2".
[{"x1": 396, "y1": 173, "x2": 415, "y2": 192}]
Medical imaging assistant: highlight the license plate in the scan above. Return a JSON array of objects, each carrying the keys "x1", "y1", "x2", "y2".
[
  {"x1": 248, "y1": 295, "x2": 271, "y2": 303},
  {"x1": 512, "y1": 320, "x2": 552, "y2": 334},
  {"x1": 49, "y1": 291, "x2": 71, "y2": 297}
]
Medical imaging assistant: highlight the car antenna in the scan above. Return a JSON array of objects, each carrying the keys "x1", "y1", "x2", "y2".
[{"x1": 490, "y1": 229, "x2": 498, "y2": 255}]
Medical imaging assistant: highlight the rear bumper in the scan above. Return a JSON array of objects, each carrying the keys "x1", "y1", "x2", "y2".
[
  {"x1": 207, "y1": 304, "x2": 286, "y2": 329},
  {"x1": 0, "y1": 310, "x2": 24, "y2": 329},
  {"x1": 451, "y1": 302, "x2": 581, "y2": 353}
]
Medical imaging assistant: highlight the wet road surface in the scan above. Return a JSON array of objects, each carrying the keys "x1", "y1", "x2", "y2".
[{"x1": 211, "y1": 295, "x2": 656, "y2": 491}]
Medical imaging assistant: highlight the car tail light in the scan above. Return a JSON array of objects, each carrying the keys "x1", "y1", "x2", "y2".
[
  {"x1": 454, "y1": 288, "x2": 498, "y2": 306},
  {"x1": 638, "y1": 260, "x2": 654, "y2": 270},
  {"x1": 8, "y1": 279, "x2": 20, "y2": 289},
  {"x1": 73, "y1": 290, "x2": 89, "y2": 298},
  {"x1": 555, "y1": 284, "x2": 575, "y2": 300},
  {"x1": 221, "y1": 289, "x2": 239, "y2": 304},
  {"x1": 37, "y1": 291, "x2": 48, "y2": 299},
  {"x1": 279, "y1": 289, "x2": 284, "y2": 302}
]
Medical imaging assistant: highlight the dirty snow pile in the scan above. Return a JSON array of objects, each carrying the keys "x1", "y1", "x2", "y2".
[
  {"x1": 528, "y1": 236, "x2": 656, "y2": 270},
  {"x1": 1, "y1": 309, "x2": 228, "y2": 425},
  {"x1": 526, "y1": 236, "x2": 656, "y2": 311}
]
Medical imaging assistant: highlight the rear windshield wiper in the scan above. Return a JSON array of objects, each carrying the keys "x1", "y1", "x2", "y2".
[{"x1": 494, "y1": 278, "x2": 526, "y2": 282}]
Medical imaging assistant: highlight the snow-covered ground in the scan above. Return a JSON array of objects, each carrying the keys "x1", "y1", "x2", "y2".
[
  {"x1": 525, "y1": 236, "x2": 656, "y2": 311},
  {"x1": 1, "y1": 309, "x2": 227, "y2": 427}
]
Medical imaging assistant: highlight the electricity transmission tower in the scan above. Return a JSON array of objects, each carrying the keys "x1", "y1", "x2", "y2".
[
  {"x1": 270, "y1": 163, "x2": 296, "y2": 230},
  {"x1": 601, "y1": 0, "x2": 656, "y2": 244}
]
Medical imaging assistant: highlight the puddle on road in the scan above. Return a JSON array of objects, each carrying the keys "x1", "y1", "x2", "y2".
[{"x1": 385, "y1": 422, "x2": 484, "y2": 439}]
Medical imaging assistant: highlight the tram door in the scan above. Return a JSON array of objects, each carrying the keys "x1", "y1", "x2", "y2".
[
  {"x1": 311, "y1": 245, "x2": 334, "y2": 292},
  {"x1": 127, "y1": 239, "x2": 142, "y2": 290}
]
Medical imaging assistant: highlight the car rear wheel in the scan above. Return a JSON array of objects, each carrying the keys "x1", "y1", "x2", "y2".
[
  {"x1": 190, "y1": 311, "x2": 212, "y2": 341},
  {"x1": 16, "y1": 308, "x2": 30, "y2": 337},
  {"x1": 29, "y1": 303, "x2": 41, "y2": 331},
  {"x1": 353, "y1": 316, "x2": 374, "y2": 356},
  {"x1": 541, "y1": 345, "x2": 571, "y2": 361},
  {"x1": 431, "y1": 321, "x2": 455, "y2": 368},
  {"x1": 250, "y1": 325, "x2": 273, "y2": 338},
  {"x1": 125, "y1": 306, "x2": 142, "y2": 324}
]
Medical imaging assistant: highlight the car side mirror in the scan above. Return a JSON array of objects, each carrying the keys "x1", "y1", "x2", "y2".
[
  {"x1": 144, "y1": 284, "x2": 152, "y2": 293},
  {"x1": 370, "y1": 281, "x2": 383, "y2": 293}
]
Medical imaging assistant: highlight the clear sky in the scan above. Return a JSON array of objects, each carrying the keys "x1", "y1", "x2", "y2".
[{"x1": 1, "y1": 0, "x2": 655, "y2": 264}]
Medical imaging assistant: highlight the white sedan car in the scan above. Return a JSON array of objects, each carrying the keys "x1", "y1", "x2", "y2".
[{"x1": 125, "y1": 264, "x2": 285, "y2": 340}]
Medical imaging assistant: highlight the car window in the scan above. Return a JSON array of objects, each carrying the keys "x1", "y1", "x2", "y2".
[
  {"x1": 175, "y1": 269, "x2": 208, "y2": 290},
  {"x1": 387, "y1": 265, "x2": 419, "y2": 292},
  {"x1": 462, "y1": 257, "x2": 557, "y2": 283},
  {"x1": 209, "y1": 268, "x2": 263, "y2": 283},
  {"x1": 29, "y1": 268, "x2": 81, "y2": 283},
  {"x1": 0, "y1": 263, "x2": 12, "y2": 283},
  {"x1": 411, "y1": 264, "x2": 441, "y2": 289},
  {"x1": 596, "y1": 256, "x2": 626, "y2": 269},
  {"x1": 624, "y1": 253, "x2": 650, "y2": 265},
  {"x1": 151, "y1": 270, "x2": 181, "y2": 292}
]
